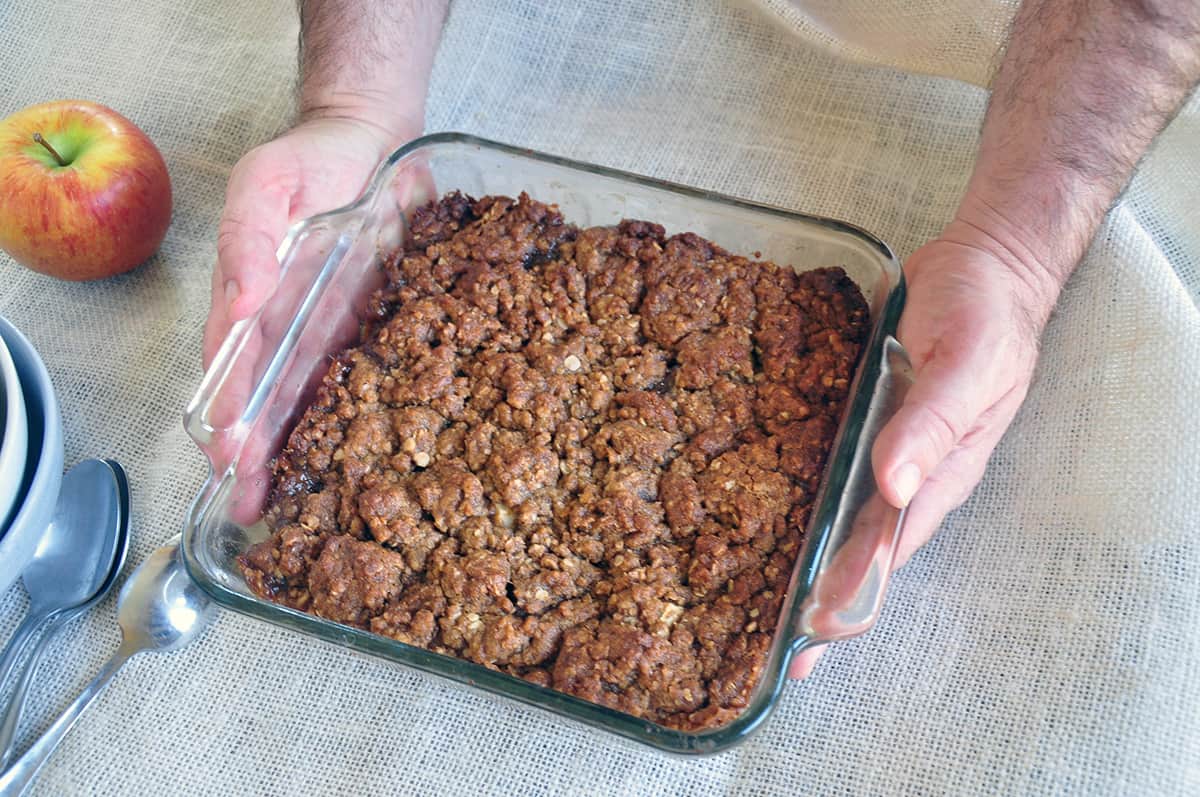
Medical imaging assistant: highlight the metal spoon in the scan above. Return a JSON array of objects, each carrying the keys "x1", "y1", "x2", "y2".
[
  {"x1": 0, "y1": 460, "x2": 131, "y2": 768},
  {"x1": 0, "y1": 537, "x2": 214, "y2": 795},
  {"x1": 0, "y1": 460, "x2": 127, "y2": 694}
]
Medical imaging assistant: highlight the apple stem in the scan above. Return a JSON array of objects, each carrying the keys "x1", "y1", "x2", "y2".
[{"x1": 32, "y1": 132, "x2": 67, "y2": 167}]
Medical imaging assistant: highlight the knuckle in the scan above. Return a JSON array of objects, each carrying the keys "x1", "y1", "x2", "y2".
[
  {"x1": 214, "y1": 223, "x2": 244, "y2": 261},
  {"x1": 917, "y1": 401, "x2": 966, "y2": 459},
  {"x1": 215, "y1": 217, "x2": 275, "y2": 275}
]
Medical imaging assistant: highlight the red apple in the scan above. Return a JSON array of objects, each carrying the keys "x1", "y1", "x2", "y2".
[{"x1": 0, "y1": 100, "x2": 172, "y2": 281}]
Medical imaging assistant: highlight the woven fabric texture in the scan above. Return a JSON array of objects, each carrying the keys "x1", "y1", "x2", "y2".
[{"x1": 0, "y1": 0, "x2": 1197, "y2": 794}]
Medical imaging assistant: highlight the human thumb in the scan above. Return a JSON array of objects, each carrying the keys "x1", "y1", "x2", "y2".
[{"x1": 870, "y1": 353, "x2": 989, "y2": 509}]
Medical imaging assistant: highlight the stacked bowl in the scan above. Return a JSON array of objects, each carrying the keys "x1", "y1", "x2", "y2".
[{"x1": 0, "y1": 318, "x2": 63, "y2": 596}]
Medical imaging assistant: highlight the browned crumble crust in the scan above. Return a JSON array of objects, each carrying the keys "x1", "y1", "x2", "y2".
[{"x1": 239, "y1": 192, "x2": 868, "y2": 730}]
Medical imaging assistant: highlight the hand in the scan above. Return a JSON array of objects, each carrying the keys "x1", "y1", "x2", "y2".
[
  {"x1": 203, "y1": 115, "x2": 407, "y2": 366},
  {"x1": 788, "y1": 217, "x2": 1050, "y2": 678},
  {"x1": 199, "y1": 113, "x2": 417, "y2": 523}
]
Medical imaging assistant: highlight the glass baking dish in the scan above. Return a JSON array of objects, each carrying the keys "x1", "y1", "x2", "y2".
[{"x1": 182, "y1": 132, "x2": 912, "y2": 755}]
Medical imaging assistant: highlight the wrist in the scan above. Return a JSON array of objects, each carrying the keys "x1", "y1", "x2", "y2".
[
  {"x1": 938, "y1": 195, "x2": 1067, "y2": 329},
  {"x1": 298, "y1": 87, "x2": 424, "y2": 147},
  {"x1": 955, "y1": 144, "x2": 1114, "y2": 290}
]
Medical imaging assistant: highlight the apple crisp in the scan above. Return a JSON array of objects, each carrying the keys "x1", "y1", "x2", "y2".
[{"x1": 239, "y1": 191, "x2": 868, "y2": 730}]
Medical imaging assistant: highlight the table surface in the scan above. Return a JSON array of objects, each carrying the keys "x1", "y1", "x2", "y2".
[{"x1": 0, "y1": 1, "x2": 1197, "y2": 795}]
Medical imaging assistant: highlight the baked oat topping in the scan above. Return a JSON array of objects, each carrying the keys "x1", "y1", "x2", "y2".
[{"x1": 240, "y1": 192, "x2": 868, "y2": 730}]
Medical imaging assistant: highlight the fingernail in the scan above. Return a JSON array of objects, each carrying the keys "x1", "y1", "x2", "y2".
[
  {"x1": 891, "y1": 462, "x2": 921, "y2": 506},
  {"x1": 225, "y1": 279, "x2": 239, "y2": 309}
]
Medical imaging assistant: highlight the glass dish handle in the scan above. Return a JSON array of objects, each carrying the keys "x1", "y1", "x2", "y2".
[
  {"x1": 183, "y1": 210, "x2": 365, "y2": 465},
  {"x1": 794, "y1": 335, "x2": 914, "y2": 645}
]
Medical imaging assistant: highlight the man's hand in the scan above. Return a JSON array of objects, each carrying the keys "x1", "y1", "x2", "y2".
[
  {"x1": 789, "y1": 0, "x2": 1198, "y2": 681},
  {"x1": 203, "y1": 116, "x2": 401, "y2": 366},
  {"x1": 203, "y1": 0, "x2": 448, "y2": 366},
  {"x1": 871, "y1": 0, "x2": 1199, "y2": 561},
  {"x1": 872, "y1": 221, "x2": 1043, "y2": 567},
  {"x1": 787, "y1": 219, "x2": 1045, "y2": 679}
]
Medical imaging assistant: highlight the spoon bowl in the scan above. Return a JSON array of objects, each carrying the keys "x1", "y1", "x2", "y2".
[
  {"x1": 24, "y1": 459, "x2": 124, "y2": 610},
  {"x1": 116, "y1": 540, "x2": 213, "y2": 653},
  {"x1": 0, "y1": 459, "x2": 126, "y2": 695}
]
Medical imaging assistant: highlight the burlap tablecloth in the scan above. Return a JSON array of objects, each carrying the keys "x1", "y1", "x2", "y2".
[{"x1": 0, "y1": 0, "x2": 1197, "y2": 794}]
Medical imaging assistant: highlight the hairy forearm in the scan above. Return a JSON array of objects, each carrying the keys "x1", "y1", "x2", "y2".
[
  {"x1": 954, "y1": 0, "x2": 1200, "y2": 316},
  {"x1": 297, "y1": 0, "x2": 450, "y2": 136}
]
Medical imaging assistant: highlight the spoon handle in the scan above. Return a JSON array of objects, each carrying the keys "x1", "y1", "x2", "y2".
[
  {"x1": 0, "y1": 640, "x2": 139, "y2": 797},
  {"x1": 0, "y1": 610, "x2": 77, "y2": 770},
  {"x1": 0, "y1": 614, "x2": 50, "y2": 697}
]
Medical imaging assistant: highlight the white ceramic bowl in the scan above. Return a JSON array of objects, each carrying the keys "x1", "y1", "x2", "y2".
[
  {"x1": 0, "y1": 334, "x2": 28, "y2": 531},
  {"x1": 0, "y1": 317, "x2": 63, "y2": 597}
]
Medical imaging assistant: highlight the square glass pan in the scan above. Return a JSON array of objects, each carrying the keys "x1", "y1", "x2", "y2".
[{"x1": 183, "y1": 132, "x2": 910, "y2": 755}]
